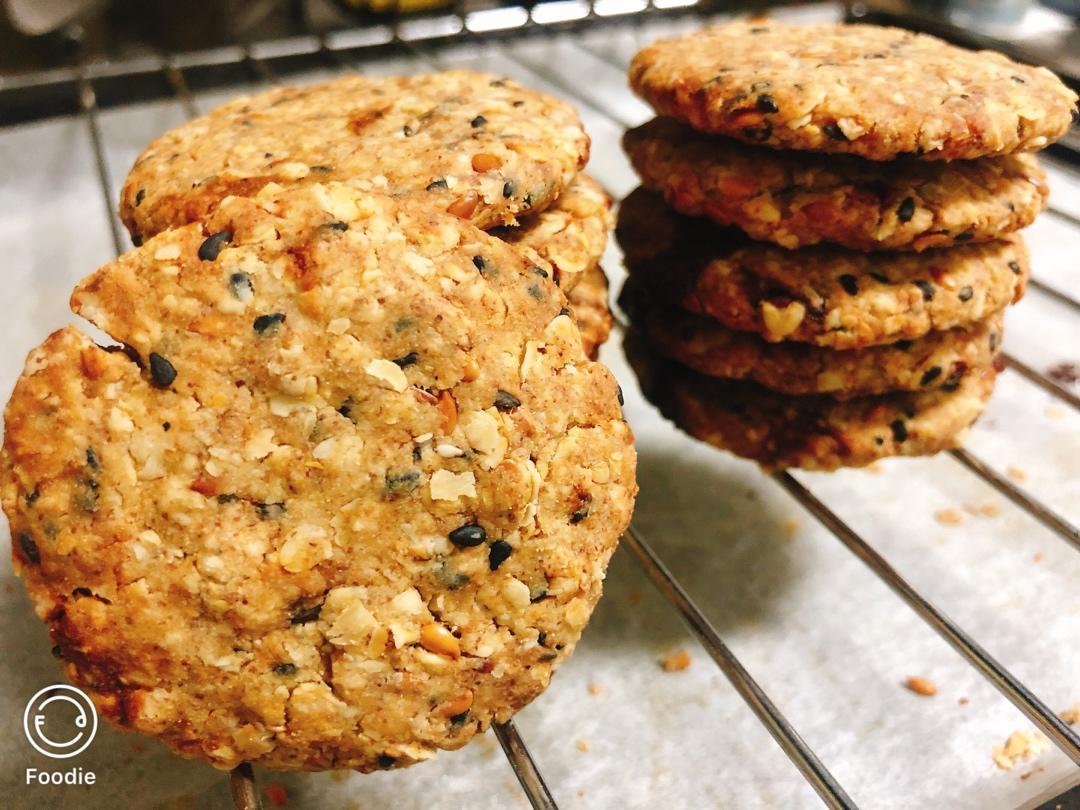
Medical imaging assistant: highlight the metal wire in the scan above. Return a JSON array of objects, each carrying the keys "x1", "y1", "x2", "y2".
[
  {"x1": 773, "y1": 471, "x2": 1080, "y2": 767},
  {"x1": 230, "y1": 763, "x2": 263, "y2": 810},
  {"x1": 1029, "y1": 278, "x2": 1080, "y2": 314},
  {"x1": 76, "y1": 73, "x2": 125, "y2": 257},
  {"x1": 623, "y1": 525, "x2": 859, "y2": 810},
  {"x1": 493, "y1": 722, "x2": 560, "y2": 810}
]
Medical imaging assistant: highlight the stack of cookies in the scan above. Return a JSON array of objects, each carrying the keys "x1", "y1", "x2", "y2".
[
  {"x1": 619, "y1": 20, "x2": 1078, "y2": 471},
  {"x1": 2, "y1": 71, "x2": 636, "y2": 774}
]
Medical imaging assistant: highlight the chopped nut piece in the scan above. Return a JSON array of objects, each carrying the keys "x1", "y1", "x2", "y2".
[
  {"x1": 661, "y1": 648, "x2": 691, "y2": 672},
  {"x1": 429, "y1": 470, "x2": 476, "y2": 502},
  {"x1": 992, "y1": 730, "x2": 1050, "y2": 770},
  {"x1": 587, "y1": 682, "x2": 604, "y2": 697},
  {"x1": 965, "y1": 500, "x2": 1000, "y2": 518},
  {"x1": 1006, "y1": 466, "x2": 1027, "y2": 482},
  {"x1": 420, "y1": 623, "x2": 460, "y2": 659},
  {"x1": 904, "y1": 676, "x2": 937, "y2": 696},
  {"x1": 437, "y1": 690, "x2": 474, "y2": 718},
  {"x1": 760, "y1": 300, "x2": 806, "y2": 340},
  {"x1": 576, "y1": 738, "x2": 590, "y2": 753},
  {"x1": 365, "y1": 358, "x2": 409, "y2": 392}
]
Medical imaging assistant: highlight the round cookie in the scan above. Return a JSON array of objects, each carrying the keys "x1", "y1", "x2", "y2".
[
  {"x1": 495, "y1": 173, "x2": 613, "y2": 291},
  {"x1": 617, "y1": 188, "x2": 1029, "y2": 350},
  {"x1": 568, "y1": 265, "x2": 614, "y2": 360},
  {"x1": 625, "y1": 330, "x2": 998, "y2": 471},
  {"x1": 629, "y1": 20, "x2": 1078, "y2": 161},
  {"x1": 2, "y1": 182, "x2": 636, "y2": 772},
  {"x1": 120, "y1": 70, "x2": 590, "y2": 241},
  {"x1": 621, "y1": 274, "x2": 1003, "y2": 398},
  {"x1": 624, "y1": 117, "x2": 1048, "y2": 251}
]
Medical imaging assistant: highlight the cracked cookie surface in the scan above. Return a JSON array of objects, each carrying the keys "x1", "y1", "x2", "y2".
[
  {"x1": 617, "y1": 188, "x2": 1028, "y2": 350},
  {"x1": 625, "y1": 329, "x2": 998, "y2": 471},
  {"x1": 621, "y1": 274, "x2": 1002, "y2": 398},
  {"x1": 629, "y1": 20, "x2": 1078, "y2": 161},
  {"x1": 624, "y1": 117, "x2": 1048, "y2": 251},
  {"x1": 121, "y1": 70, "x2": 590, "y2": 241},
  {"x1": 2, "y1": 183, "x2": 635, "y2": 772}
]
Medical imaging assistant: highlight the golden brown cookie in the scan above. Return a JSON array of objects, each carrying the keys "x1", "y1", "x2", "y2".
[
  {"x1": 495, "y1": 173, "x2": 612, "y2": 291},
  {"x1": 2, "y1": 183, "x2": 636, "y2": 772},
  {"x1": 621, "y1": 274, "x2": 1003, "y2": 398},
  {"x1": 624, "y1": 117, "x2": 1048, "y2": 251},
  {"x1": 120, "y1": 70, "x2": 590, "y2": 241},
  {"x1": 626, "y1": 329, "x2": 998, "y2": 471},
  {"x1": 629, "y1": 20, "x2": 1078, "y2": 161},
  {"x1": 569, "y1": 265, "x2": 614, "y2": 359},
  {"x1": 617, "y1": 188, "x2": 1028, "y2": 350}
]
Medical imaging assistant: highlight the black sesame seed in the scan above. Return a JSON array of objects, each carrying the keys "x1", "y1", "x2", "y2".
[
  {"x1": 955, "y1": 231, "x2": 974, "y2": 242},
  {"x1": 920, "y1": 366, "x2": 942, "y2": 386},
  {"x1": 393, "y1": 352, "x2": 419, "y2": 368},
  {"x1": 86, "y1": 448, "x2": 100, "y2": 471},
  {"x1": 896, "y1": 197, "x2": 916, "y2": 223},
  {"x1": 26, "y1": 489, "x2": 40, "y2": 506},
  {"x1": 253, "y1": 312, "x2": 286, "y2": 335},
  {"x1": 51, "y1": 645, "x2": 62, "y2": 658},
  {"x1": 198, "y1": 230, "x2": 233, "y2": 262},
  {"x1": 217, "y1": 493, "x2": 240, "y2": 504},
  {"x1": 527, "y1": 284, "x2": 544, "y2": 301},
  {"x1": 402, "y1": 124, "x2": 415, "y2": 137},
  {"x1": 470, "y1": 115, "x2": 487, "y2": 128},
  {"x1": 290, "y1": 602, "x2": 323, "y2": 624},
  {"x1": 890, "y1": 419, "x2": 908, "y2": 442},
  {"x1": 132, "y1": 234, "x2": 143, "y2": 247},
  {"x1": 449, "y1": 711, "x2": 470, "y2": 726},
  {"x1": 823, "y1": 122, "x2": 848, "y2": 141},
  {"x1": 914, "y1": 280, "x2": 935, "y2": 301},
  {"x1": 255, "y1": 501, "x2": 286, "y2": 520},
  {"x1": 325, "y1": 220, "x2": 349, "y2": 231},
  {"x1": 616, "y1": 385, "x2": 624, "y2": 406},
  {"x1": 148, "y1": 352, "x2": 177, "y2": 388},
  {"x1": 17, "y1": 532, "x2": 40, "y2": 565},
  {"x1": 449, "y1": 523, "x2": 486, "y2": 548},
  {"x1": 337, "y1": 398, "x2": 355, "y2": 419},
  {"x1": 490, "y1": 79, "x2": 506, "y2": 88},
  {"x1": 1008, "y1": 261, "x2": 1021, "y2": 274},
  {"x1": 1010, "y1": 75, "x2": 1026, "y2": 84},
  {"x1": 741, "y1": 123, "x2": 772, "y2": 141},
  {"x1": 472, "y1": 255, "x2": 493, "y2": 276},
  {"x1": 488, "y1": 540, "x2": 512, "y2": 571},
  {"x1": 537, "y1": 631, "x2": 548, "y2": 647},
  {"x1": 494, "y1": 390, "x2": 521, "y2": 412},
  {"x1": 228, "y1": 271, "x2": 254, "y2": 300},
  {"x1": 755, "y1": 93, "x2": 778, "y2": 113},
  {"x1": 311, "y1": 165, "x2": 334, "y2": 174},
  {"x1": 569, "y1": 507, "x2": 590, "y2": 524},
  {"x1": 869, "y1": 272, "x2": 889, "y2": 284},
  {"x1": 426, "y1": 179, "x2": 448, "y2": 191},
  {"x1": 134, "y1": 188, "x2": 146, "y2": 206},
  {"x1": 957, "y1": 286, "x2": 974, "y2": 302},
  {"x1": 74, "y1": 480, "x2": 99, "y2": 513},
  {"x1": 502, "y1": 181, "x2": 515, "y2": 199},
  {"x1": 385, "y1": 469, "x2": 421, "y2": 495},
  {"x1": 272, "y1": 662, "x2": 298, "y2": 676},
  {"x1": 895, "y1": 340, "x2": 914, "y2": 351},
  {"x1": 377, "y1": 755, "x2": 397, "y2": 770},
  {"x1": 838, "y1": 274, "x2": 858, "y2": 295},
  {"x1": 412, "y1": 445, "x2": 422, "y2": 462},
  {"x1": 558, "y1": 306, "x2": 571, "y2": 317},
  {"x1": 749, "y1": 26, "x2": 768, "y2": 33},
  {"x1": 532, "y1": 266, "x2": 549, "y2": 278},
  {"x1": 512, "y1": 100, "x2": 525, "y2": 107}
]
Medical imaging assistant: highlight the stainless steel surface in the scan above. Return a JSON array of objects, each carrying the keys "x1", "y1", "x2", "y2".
[{"x1": 0, "y1": 4, "x2": 1078, "y2": 809}]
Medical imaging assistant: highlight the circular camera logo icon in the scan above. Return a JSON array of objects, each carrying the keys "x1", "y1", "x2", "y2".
[{"x1": 23, "y1": 684, "x2": 98, "y2": 759}]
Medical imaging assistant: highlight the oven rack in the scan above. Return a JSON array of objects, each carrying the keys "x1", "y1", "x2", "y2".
[{"x1": 7, "y1": 3, "x2": 1080, "y2": 808}]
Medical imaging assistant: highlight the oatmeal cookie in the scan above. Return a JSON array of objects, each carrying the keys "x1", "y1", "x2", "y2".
[
  {"x1": 626, "y1": 329, "x2": 998, "y2": 471},
  {"x1": 621, "y1": 274, "x2": 1003, "y2": 398},
  {"x1": 629, "y1": 20, "x2": 1078, "y2": 161},
  {"x1": 120, "y1": 71, "x2": 590, "y2": 241},
  {"x1": 495, "y1": 173, "x2": 612, "y2": 291},
  {"x1": 617, "y1": 188, "x2": 1028, "y2": 350},
  {"x1": 569, "y1": 265, "x2": 614, "y2": 359},
  {"x1": 2, "y1": 183, "x2": 635, "y2": 773},
  {"x1": 624, "y1": 117, "x2": 1048, "y2": 251}
]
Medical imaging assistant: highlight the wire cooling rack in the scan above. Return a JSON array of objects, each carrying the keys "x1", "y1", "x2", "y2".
[{"x1": 1, "y1": 2, "x2": 1078, "y2": 808}]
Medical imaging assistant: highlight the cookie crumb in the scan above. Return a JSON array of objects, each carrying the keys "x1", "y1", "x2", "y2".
[
  {"x1": 782, "y1": 517, "x2": 800, "y2": 538},
  {"x1": 576, "y1": 738, "x2": 590, "y2": 753},
  {"x1": 1046, "y1": 405, "x2": 1065, "y2": 420},
  {"x1": 265, "y1": 783, "x2": 289, "y2": 807},
  {"x1": 965, "y1": 500, "x2": 1000, "y2": 518},
  {"x1": 661, "y1": 649, "x2": 691, "y2": 672},
  {"x1": 1006, "y1": 465, "x2": 1027, "y2": 482},
  {"x1": 1047, "y1": 362, "x2": 1078, "y2": 384},
  {"x1": 1033, "y1": 552, "x2": 1043, "y2": 563},
  {"x1": 993, "y1": 730, "x2": 1050, "y2": 770},
  {"x1": 958, "y1": 697, "x2": 969, "y2": 706},
  {"x1": 1060, "y1": 704, "x2": 1080, "y2": 725},
  {"x1": 587, "y1": 682, "x2": 604, "y2": 697},
  {"x1": 904, "y1": 675, "x2": 937, "y2": 696},
  {"x1": 577, "y1": 788, "x2": 586, "y2": 798},
  {"x1": 934, "y1": 508, "x2": 965, "y2": 525}
]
